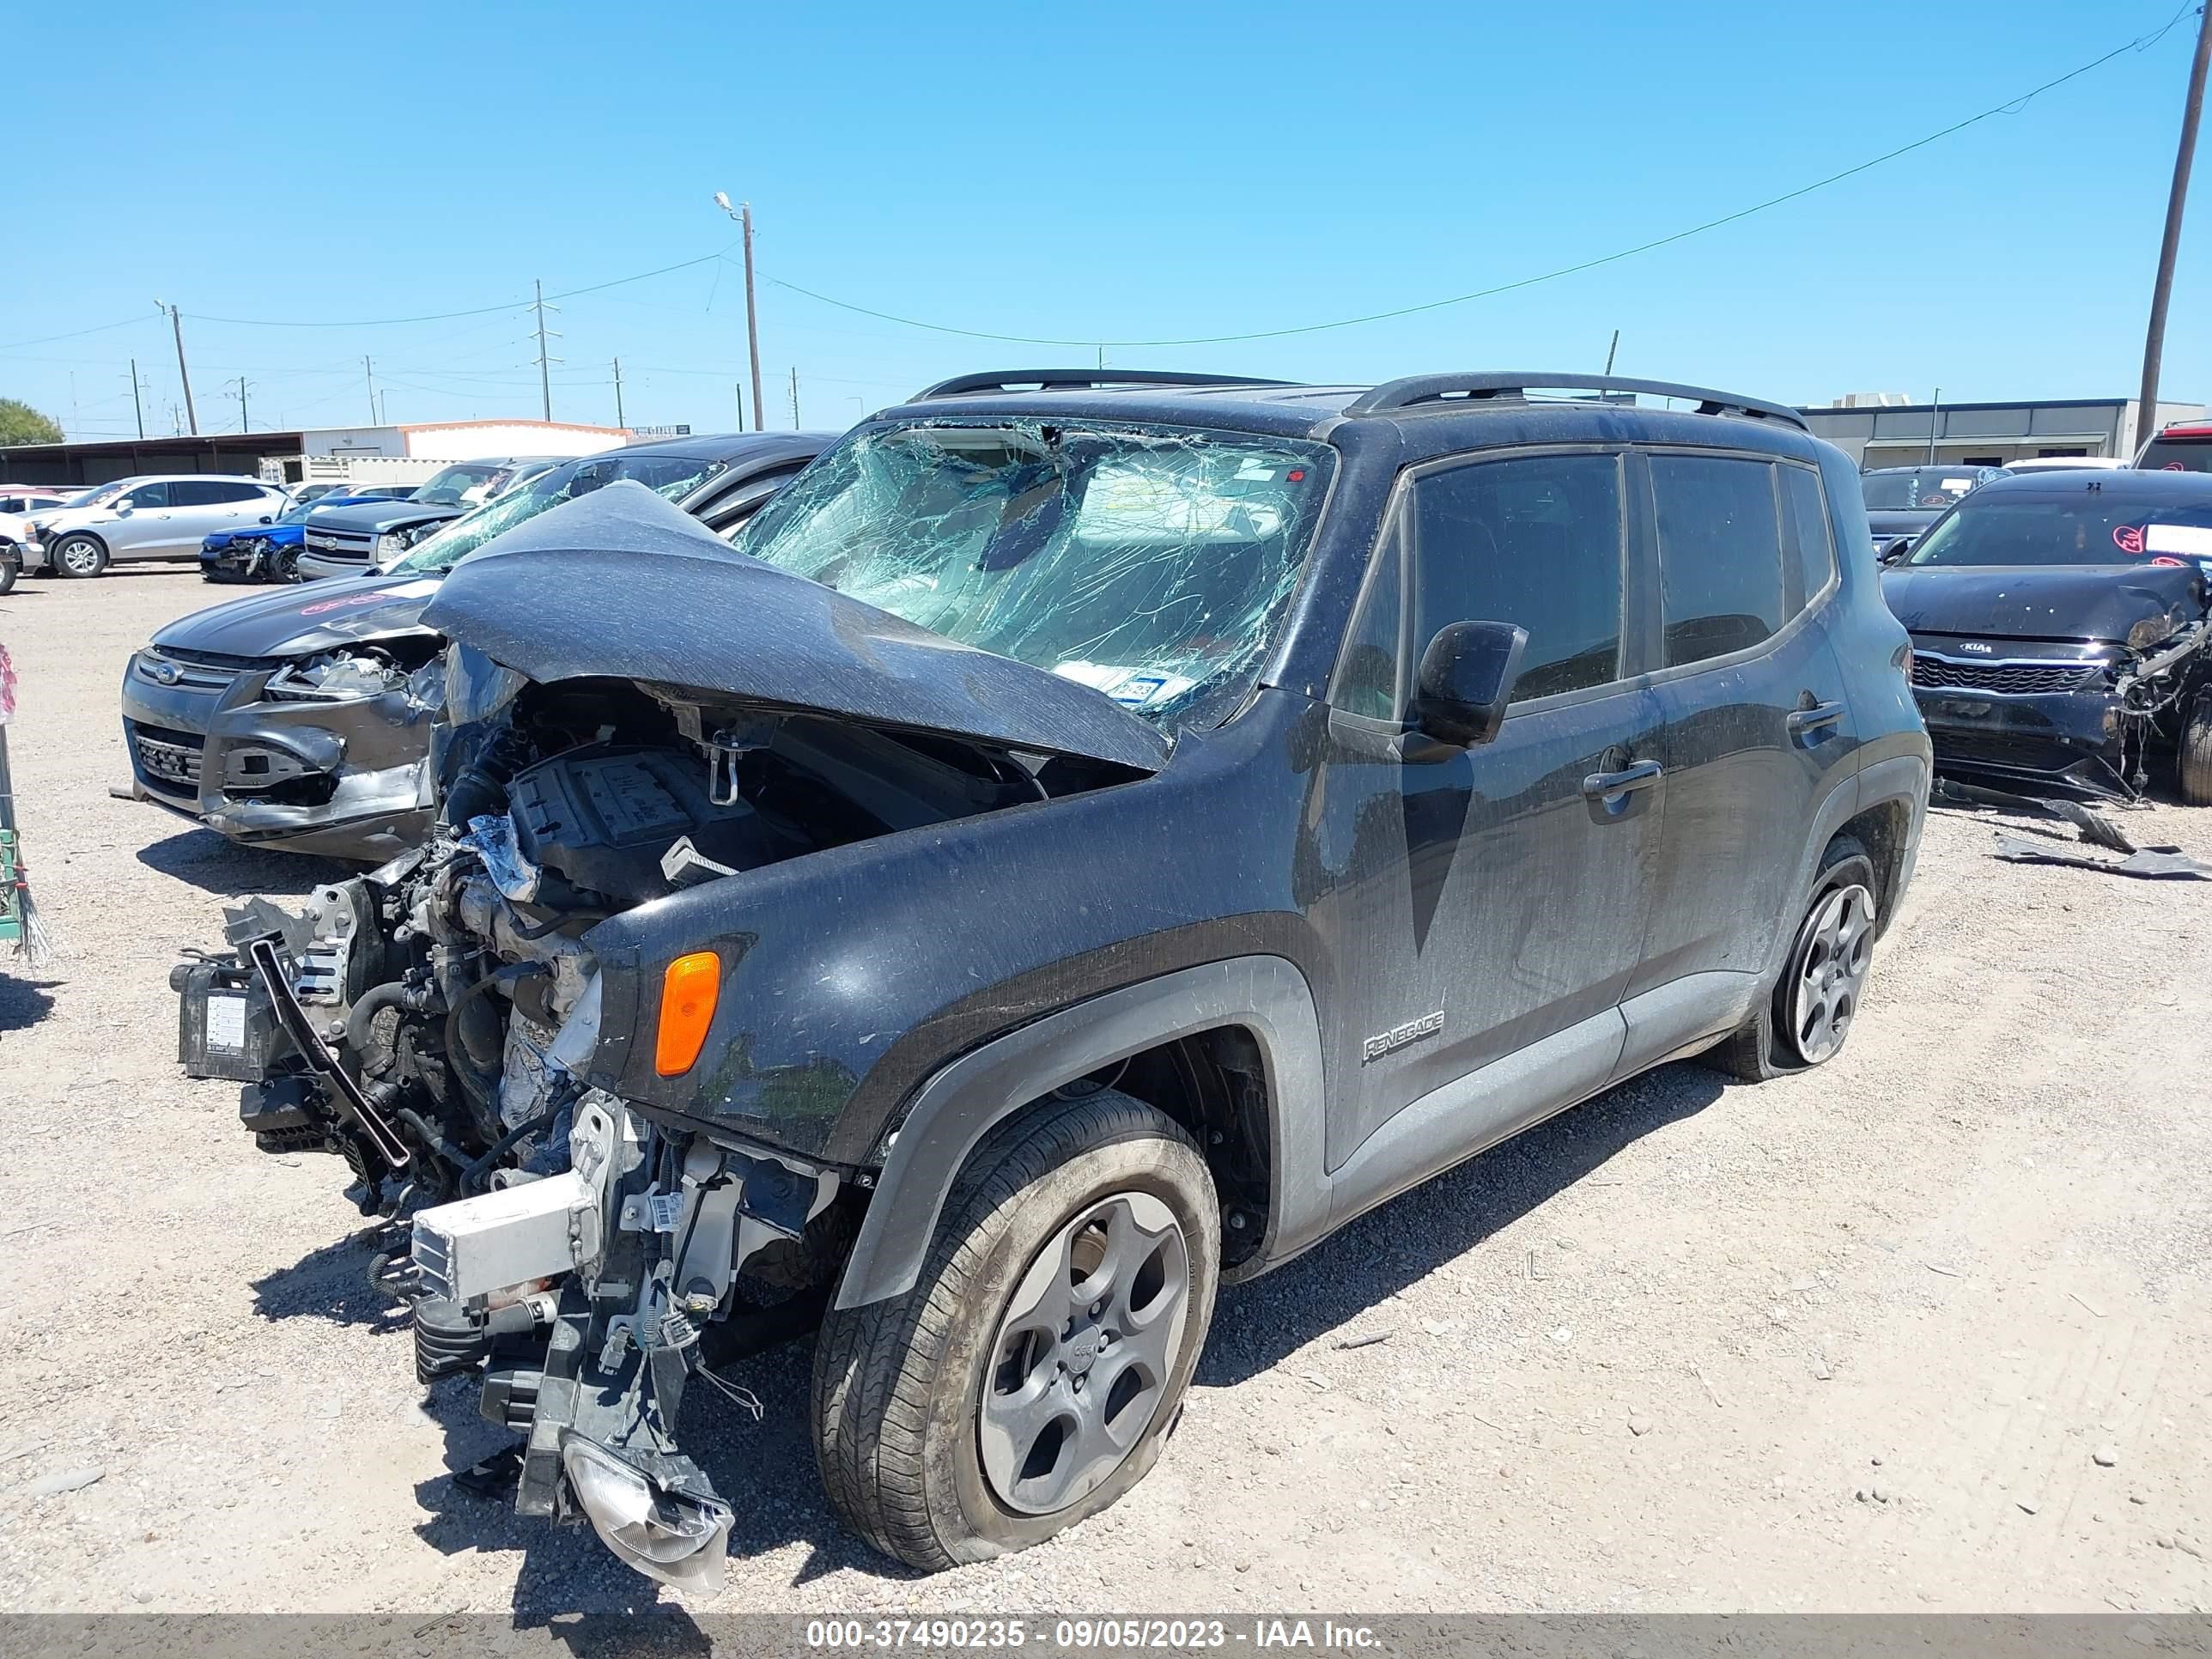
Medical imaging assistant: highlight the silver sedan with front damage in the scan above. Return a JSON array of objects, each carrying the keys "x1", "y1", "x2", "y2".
[{"x1": 118, "y1": 433, "x2": 833, "y2": 861}]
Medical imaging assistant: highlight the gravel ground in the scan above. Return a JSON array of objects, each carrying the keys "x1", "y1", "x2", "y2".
[{"x1": 2, "y1": 568, "x2": 2209, "y2": 1617}]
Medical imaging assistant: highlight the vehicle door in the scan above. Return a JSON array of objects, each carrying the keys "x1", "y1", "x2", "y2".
[
  {"x1": 104, "y1": 481, "x2": 177, "y2": 557},
  {"x1": 1627, "y1": 451, "x2": 1858, "y2": 1048},
  {"x1": 1309, "y1": 448, "x2": 1667, "y2": 1173},
  {"x1": 161, "y1": 480, "x2": 276, "y2": 559}
]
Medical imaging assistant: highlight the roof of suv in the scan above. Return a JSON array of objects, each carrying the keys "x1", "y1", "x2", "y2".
[
  {"x1": 605, "y1": 430, "x2": 838, "y2": 467},
  {"x1": 1960, "y1": 468, "x2": 2212, "y2": 507},
  {"x1": 877, "y1": 369, "x2": 1812, "y2": 447},
  {"x1": 92, "y1": 473, "x2": 276, "y2": 489}
]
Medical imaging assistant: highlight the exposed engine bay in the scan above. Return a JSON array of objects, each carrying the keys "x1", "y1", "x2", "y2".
[
  {"x1": 179, "y1": 667, "x2": 1077, "y2": 1212},
  {"x1": 173, "y1": 659, "x2": 1135, "y2": 1590},
  {"x1": 1887, "y1": 559, "x2": 2212, "y2": 801}
]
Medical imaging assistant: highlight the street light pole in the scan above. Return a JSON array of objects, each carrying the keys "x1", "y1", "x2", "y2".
[
  {"x1": 714, "y1": 192, "x2": 768, "y2": 432},
  {"x1": 2139, "y1": 0, "x2": 2212, "y2": 454}
]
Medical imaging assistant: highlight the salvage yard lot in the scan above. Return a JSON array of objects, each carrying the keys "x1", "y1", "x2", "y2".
[{"x1": 2, "y1": 571, "x2": 2209, "y2": 1615}]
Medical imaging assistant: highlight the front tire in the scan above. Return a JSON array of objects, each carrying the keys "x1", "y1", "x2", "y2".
[
  {"x1": 1703, "y1": 834, "x2": 1879, "y2": 1081},
  {"x1": 2178, "y1": 695, "x2": 2212, "y2": 806},
  {"x1": 49, "y1": 533, "x2": 108, "y2": 579},
  {"x1": 0, "y1": 550, "x2": 17, "y2": 594},
  {"x1": 812, "y1": 1089, "x2": 1219, "y2": 1571}
]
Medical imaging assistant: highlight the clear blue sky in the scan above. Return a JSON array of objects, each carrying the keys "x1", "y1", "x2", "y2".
[{"x1": 5, "y1": 0, "x2": 2206, "y2": 440}]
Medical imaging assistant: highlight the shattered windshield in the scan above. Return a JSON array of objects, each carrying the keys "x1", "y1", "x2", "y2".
[
  {"x1": 410, "y1": 463, "x2": 507, "y2": 507},
  {"x1": 1909, "y1": 494, "x2": 2212, "y2": 567},
  {"x1": 387, "y1": 453, "x2": 727, "y2": 574},
  {"x1": 732, "y1": 420, "x2": 1334, "y2": 721}
]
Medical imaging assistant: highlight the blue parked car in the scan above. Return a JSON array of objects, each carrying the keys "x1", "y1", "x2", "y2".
[{"x1": 199, "y1": 488, "x2": 409, "y2": 584}]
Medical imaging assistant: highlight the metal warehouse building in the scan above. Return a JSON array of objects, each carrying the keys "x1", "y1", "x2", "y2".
[
  {"x1": 1800, "y1": 395, "x2": 2208, "y2": 469},
  {"x1": 0, "y1": 417, "x2": 635, "y2": 489}
]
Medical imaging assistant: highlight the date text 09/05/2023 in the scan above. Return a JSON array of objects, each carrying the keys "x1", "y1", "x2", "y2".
[{"x1": 803, "y1": 1619, "x2": 1386, "y2": 1650}]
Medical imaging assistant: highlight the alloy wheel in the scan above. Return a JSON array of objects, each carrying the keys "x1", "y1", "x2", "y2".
[
  {"x1": 1785, "y1": 882, "x2": 1875, "y2": 1065},
  {"x1": 58, "y1": 538, "x2": 101, "y2": 576},
  {"x1": 978, "y1": 1190, "x2": 1190, "y2": 1516}
]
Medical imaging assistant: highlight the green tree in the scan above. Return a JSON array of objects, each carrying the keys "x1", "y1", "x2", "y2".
[{"x1": 0, "y1": 399, "x2": 64, "y2": 445}]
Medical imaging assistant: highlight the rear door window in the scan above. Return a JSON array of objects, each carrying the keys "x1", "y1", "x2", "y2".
[
  {"x1": 1405, "y1": 452, "x2": 1626, "y2": 704},
  {"x1": 172, "y1": 480, "x2": 266, "y2": 506},
  {"x1": 1650, "y1": 455, "x2": 1785, "y2": 667},
  {"x1": 1778, "y1": 465, "x2": 1837, "y2": 610}
]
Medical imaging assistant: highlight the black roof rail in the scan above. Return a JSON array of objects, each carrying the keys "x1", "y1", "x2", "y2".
[
  {"x1": 1344, "y1": 371, "x2": 1808, "y2": 431},
  {"x1": 911, "y1": 368, "x2": 1302, "y2": 401}
]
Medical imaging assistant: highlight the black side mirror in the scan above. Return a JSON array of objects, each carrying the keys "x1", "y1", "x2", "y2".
[
  {"x1": 1412, "y1": 620, "x2": 1528, "y2": 748},
  {"x1": 258, "y1": 514, "x2": 274, "y2": 525},
  {"x1": 1878, "y1": 538, "x2": 1911, "y2": 566}
]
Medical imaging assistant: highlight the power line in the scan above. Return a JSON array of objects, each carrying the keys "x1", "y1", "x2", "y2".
[
  {"x1": 763, "y1": 3, "x2": 2203, "y2": 349},
  {"x1": 0, "y1": 315, "x2": 158, "y2": 353},
  {"x1": 178, "y1": 247, "x2": 733, "y2": 331}
]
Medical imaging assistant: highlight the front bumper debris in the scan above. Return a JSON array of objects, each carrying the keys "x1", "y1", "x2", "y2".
[
  {"x1": 403, "y1": 1095, "x2": 840, "y2": 1595},
  {"x1": 119, "y1": 650, "x2": 435, "y2": 859},
  {"x1": 1911, "y1": 682, "x2": 2129, "y2": 796}
]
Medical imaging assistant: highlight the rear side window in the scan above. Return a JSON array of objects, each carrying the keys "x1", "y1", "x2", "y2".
[
  {"x1": 1650, "y1": 455, "x2": 1784, "y2": 667},
  {"x1": 1407, "y1": 453, "x2": 1625, "y2": 703},
  {"x1": 173, "y1": 480, "x2": 266, "y2": 506},
  {"x1": 1779, "y1": 465, "x2": 1837, "y2": 608}
]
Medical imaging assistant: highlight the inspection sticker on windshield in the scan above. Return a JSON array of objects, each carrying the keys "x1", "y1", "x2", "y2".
[
  {"x1": 204, "y1": 994, "x2": 247, "y2": 1054},
  {"x1": 647, "y1": 1192, "x2": 685, "y2": 1232},
  {"x1": 1053, "y1": 662, "x2": 1195, "y2": 708},
  {"x1": 1108, "y1": 676, "x2": 1168, "y2": 706}
]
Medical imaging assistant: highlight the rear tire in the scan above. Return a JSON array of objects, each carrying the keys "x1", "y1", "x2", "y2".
[
  {"x1": 2178, "y1": 695, "x2": 2212, "y2": 806},
  {"x1": 0, "y1": 550, "x2": 17, "y2": 594},
  {"x1": 811, "y1": 1089, "x2": 1219, "y2": 1571},
  {"x1": 1703, "y1": 835, "x2": 1879, "y2": 1082},
  {"x1": 50, "y1": 533, "x2": 107, "y2": 579}
]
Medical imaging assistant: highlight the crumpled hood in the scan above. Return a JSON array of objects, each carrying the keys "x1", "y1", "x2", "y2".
[
  {"x1": 1881, "y1": 562, "x2": 2209, "y2": 650},
  {"x1": 424, "y1": 481, "x2": 1173, "y2": 773},
  {"x1": 152, "y1": 572, "x2": 447, "y2": 659}
]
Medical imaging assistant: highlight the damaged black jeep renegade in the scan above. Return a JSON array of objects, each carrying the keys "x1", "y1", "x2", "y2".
[{"x1": 179, "y1": 369, "x2": 1929, "y2": 1590}]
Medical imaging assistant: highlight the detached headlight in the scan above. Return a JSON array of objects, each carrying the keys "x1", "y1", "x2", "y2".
[
  {"x1": 561, "y1": 1439, "x2": 732, "y2": 1595},
  {"x1": 264, "y1": 650, "x2": 405, "y2": 702}
]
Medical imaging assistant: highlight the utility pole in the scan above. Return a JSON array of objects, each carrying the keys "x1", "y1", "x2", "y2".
[
  {"x1": 158, "y1": 301, "x2": 198, "y2": 435},
  {"x1": 127, "y1": 359, "x2": 145, "y2": 441},
  {"x1": 1604, "y1": 330, "x2": 1620, "y2": 374},
  {"x1": 2139, "y1": 0, "x2": 2211, "y2": 452},
  {"x1": 741, "y1": 206, "x2": 764, "y2": 434},
  {"x1": 612, "y1": 358, "x2": 626, "y2": 429},
  {"x1": 735, "y1": 381, "x2": 747, "y2": 431},
  {"x1": 712, "y1": 193, "x2": 767, "y2": 431},
  {"x1": 1927, "y1": 387, "x2": 1942, "y2": 465},
  {"x1": 364, "y1": 356, "x2": 378, "y2": 425},
  {"x1": 230, "y1": 376, "x2": 253, "y2": 433},
  {"x1": 530, "y1": 279, "x2": 562, "y2": 422},
  {"x1": 788, "y1": 367, "x2": 800, "y2": 429}
]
